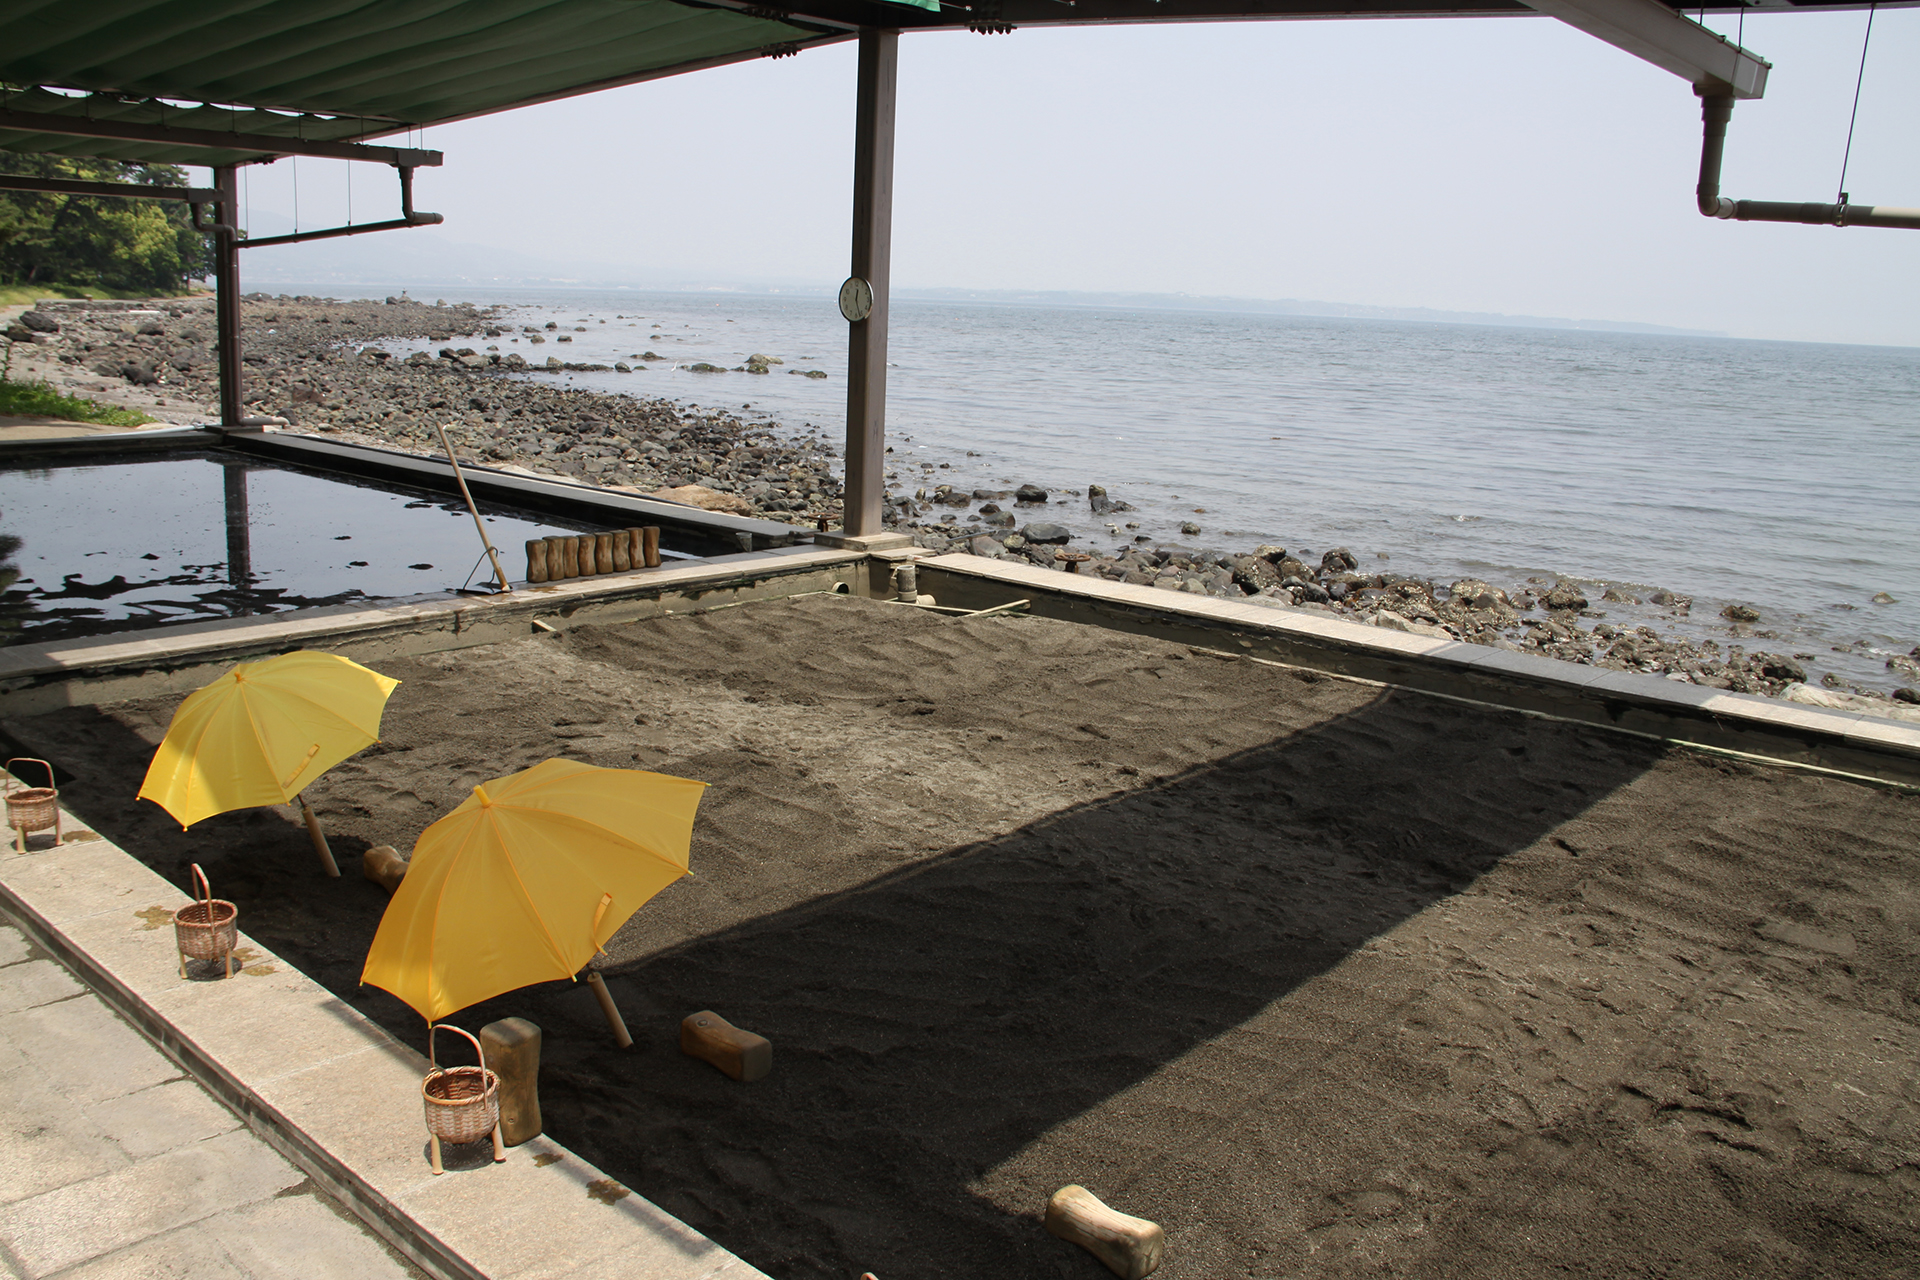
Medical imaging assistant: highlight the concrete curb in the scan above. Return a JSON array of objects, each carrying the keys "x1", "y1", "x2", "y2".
[
  {"x1": 0, "y1": 808, "x2": 768, "y2": 1280},
  {"x1": 916, "y1": 554, "x2": 1920, "y2": 788}
]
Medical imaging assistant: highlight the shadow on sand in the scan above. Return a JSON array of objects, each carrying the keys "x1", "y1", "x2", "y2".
[{"x1": 15, "y1": 689, "x2": 1661, "y2": 1279}]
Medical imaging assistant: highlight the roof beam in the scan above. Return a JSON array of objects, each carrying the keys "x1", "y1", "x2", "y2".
[
  {"x1": 0, "y1": 173, "x2": 219, "y2": 201},
  {"x1": 1521, "y1": 0, "x2": 1769, "y2": 98},
  {"x1": 0, "y1": 106, "x2": 441, "y2": 166}
]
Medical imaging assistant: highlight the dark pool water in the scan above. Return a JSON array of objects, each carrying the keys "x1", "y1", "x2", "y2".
[{"x1": 0, "y1": 450, "x2": 603, "y2": 646}]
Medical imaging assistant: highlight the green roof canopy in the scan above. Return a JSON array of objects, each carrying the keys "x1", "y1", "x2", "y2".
[{"x1": 0, "y1": 0, "x2": 1900, "y2": 168}]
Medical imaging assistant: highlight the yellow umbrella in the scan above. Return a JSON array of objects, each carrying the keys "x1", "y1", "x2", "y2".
[
  {"x1": 360, "y1": 757, "x2": 707, "y2": 1040},
  {"x1": 137, "y1": 650, "x2": 400, "y2": 876}
]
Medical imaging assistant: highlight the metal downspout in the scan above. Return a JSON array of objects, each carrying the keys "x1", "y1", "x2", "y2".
[{"x1": 1696, "y1": 91, "x2": 1920, "y2": 230}]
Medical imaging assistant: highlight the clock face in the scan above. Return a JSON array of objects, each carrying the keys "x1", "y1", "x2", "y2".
[{"x1": 838, "y1": 276, "x2": 874, "y2": 323}]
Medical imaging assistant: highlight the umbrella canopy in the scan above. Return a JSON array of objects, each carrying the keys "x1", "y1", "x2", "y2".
[
  {"x1": 361, "y1": 758, "x2": 707, "y2": 1022},
  {"x1": 137, "y1": 650, "x2": 400, "y2": 829}
]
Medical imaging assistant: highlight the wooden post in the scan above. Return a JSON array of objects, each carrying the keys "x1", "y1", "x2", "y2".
[
  {"x1": 610, "y1": 531, "x2": 630, "y2": 571},
  {"x1": 585, "y1": 971, "x2": 633, "y2": 1048},
  {"x1": 213, "y1": 165, "x2": 244, "y2": 427},
  {"x1": 595, "y1": 533, "x2": 615, "y2": 573},
  {"x1": 479, "y1": 1018, "x2": 544, "y2": 1145},
  {"x1": 641, "y1": 526, "x2": 661, "y2": 568},
  {"x1": 577, "y1": 534, "x2": 597, "y2": 575},
  {"x1": 526, "y1": 539, "x2": 549, "y2": 583},
  {"x1": 843, "y1": 28, "x2": 898, "y2": 538},
  {"x1": 545, "y1": 535, "x2": 570, "y2": 579},
  {"x1": 560, "y1": 535, "x2": 579, "y2": 578},
  {"x1": 298, "y1": 797, "x2": 341, "y2": 877}
]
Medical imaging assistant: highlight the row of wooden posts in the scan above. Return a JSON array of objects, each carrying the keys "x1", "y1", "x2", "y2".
[{"x1": 525, "y1": 527, "x2": 661, "y2": 584}]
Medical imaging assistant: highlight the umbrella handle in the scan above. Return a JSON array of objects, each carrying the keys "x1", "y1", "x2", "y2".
[{"x1": 298, "y1": 797, "x2": 341, "y2": 877}]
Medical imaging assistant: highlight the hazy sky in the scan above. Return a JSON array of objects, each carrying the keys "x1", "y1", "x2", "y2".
[{"x1": 232, "y1": 9, "x2": 1919, "y2": 347}]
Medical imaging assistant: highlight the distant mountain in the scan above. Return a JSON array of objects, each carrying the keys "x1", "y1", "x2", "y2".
[
  {"x1": 230, "y1": 214, "x2": 1723, "y2": 338},
  {"x1": 890, "y1": 287, "x2": 1727, "y2": 338}
]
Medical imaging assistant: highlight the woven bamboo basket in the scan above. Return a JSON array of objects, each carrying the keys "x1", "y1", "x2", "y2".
[
  {"x1": 5, "y1": 757, "x2": 60, "y2": 853},
  {"x1": 174, "y1": 863, "x2": 238, "y2": 979},
  {"x1": 422, "y1": 1023, "x2": 505, "y2": 1173}
]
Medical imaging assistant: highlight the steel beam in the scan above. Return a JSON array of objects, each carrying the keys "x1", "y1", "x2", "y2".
[
  {"x1": 0, "y1": 106, "x2": 441, "y2": 167},
  {"x1": 1522, "y1": 0, "x2": 1769, "y2": 97},
  {"x1": 212, "y1": 166, "x2": 243, "y2": 428},
  {"x1": 842, "y1": 27, "x2": 898, "y2": 539},
  {"x1": 0, "y1": 174, "x2": 218, "y2": 202}
]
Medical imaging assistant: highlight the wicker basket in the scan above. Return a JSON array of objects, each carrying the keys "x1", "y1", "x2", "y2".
[
  {"x1": 5, "y1": 757, "x2": 60, "y2": 853},
  {"x1": 174, "y1": 863, "x2": 239, "y2": 979},
  {"x1": 422, "y1": 1023, "x2": 505, "y2": 1173}
]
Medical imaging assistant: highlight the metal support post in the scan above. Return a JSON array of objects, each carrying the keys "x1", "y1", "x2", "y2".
[
  {"x1": 843, "y1": 27, "x2": 898, "y2": 538},
  {"x1": 212, "y1": 165, "x2": 244, "y2": 427}
]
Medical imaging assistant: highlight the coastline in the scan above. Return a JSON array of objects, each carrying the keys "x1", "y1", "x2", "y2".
[{"x1": 6, "y1": 290, "x2": 1916, "y2": 715}]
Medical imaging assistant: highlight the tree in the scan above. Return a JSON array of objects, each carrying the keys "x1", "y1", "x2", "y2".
[{"x1": 0, "y1": 152, "x2": 211, "y2": 294}]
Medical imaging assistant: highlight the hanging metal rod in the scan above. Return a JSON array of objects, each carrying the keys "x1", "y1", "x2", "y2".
[
  {"x1": 233, "y1": 165, "x2": 442, "y2": 248},
  {"x1": 0, "y1": 105, "x2": 440, "y2": 167},
  {"x1": 1696, "y1": 92, "x2": 1920, "y2": 230}
]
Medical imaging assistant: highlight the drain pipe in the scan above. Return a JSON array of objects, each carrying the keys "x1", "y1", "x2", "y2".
[{"x1": 1697, "y1": 91, "x2": 1920, "y2": 230}]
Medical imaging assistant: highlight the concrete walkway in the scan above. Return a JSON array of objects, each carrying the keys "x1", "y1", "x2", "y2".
[{"x1": 0, "y1": 918, "x2": 422, "y2": 1280}]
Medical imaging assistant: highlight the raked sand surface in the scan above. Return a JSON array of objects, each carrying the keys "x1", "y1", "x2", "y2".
[{"x1": 13, "y1": 594, "x2": 1920, "y2": 1279}]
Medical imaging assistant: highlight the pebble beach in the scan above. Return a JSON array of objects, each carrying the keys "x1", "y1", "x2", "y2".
[{"x1": 6, "y1": 291, "x2": 1917, "y2": 713}]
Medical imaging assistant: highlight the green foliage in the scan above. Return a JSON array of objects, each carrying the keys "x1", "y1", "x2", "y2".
[
  {"x1": 0, "y1": 152, "x2": 210, "y2": 295},
  {"x1": 0, "y1": 369, "x2": 156, "y2": 426}
]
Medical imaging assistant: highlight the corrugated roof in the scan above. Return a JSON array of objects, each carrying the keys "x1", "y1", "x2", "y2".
[{"x1": 0, "y1": 0, "x2": 846, "y2": 165}]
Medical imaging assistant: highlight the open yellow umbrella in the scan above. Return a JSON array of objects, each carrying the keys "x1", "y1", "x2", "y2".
[
  {"x1": 360, "y1": 757, "x2": 707, "y2": 1041},
  {"x1": 137, "y1": 650, "x2": 400, "y2": 876}
]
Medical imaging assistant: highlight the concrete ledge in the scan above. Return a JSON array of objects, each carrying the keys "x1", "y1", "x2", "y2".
[
  {"x1": 0, "y1": 806, "x2": 769, "y2": 1280},
  {"x1": 0, "y1": 546, "x2": 863, "y2": 716},
  {"x1": 916, "y1": 555, "x2": 1920, "y2": 788}
]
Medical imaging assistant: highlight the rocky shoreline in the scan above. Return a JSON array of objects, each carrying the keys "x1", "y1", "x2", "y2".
[{"x1": 8, "y1": 292, "x2": 1915, "y2": 714}]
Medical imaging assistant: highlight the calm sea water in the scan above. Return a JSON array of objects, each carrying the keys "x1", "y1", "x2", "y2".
[{"x1": 338, "y1": 284, "x2": 1919, "y2": 692}]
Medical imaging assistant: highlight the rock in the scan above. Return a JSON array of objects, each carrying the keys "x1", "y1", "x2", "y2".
[
  {"x1": 647, "y1": 484, "x2": 754, "y2": 516},
  {"x1": 1601, "y1": 587, "x2": 1641, "y2": 604},
  {"x1": 17, "y1": 310, "x2": 59, "y2": 333},
  {"x1": 981, "y1": 509, "x2": 1015, "y2": 528},
  {"x1": 3, "y1": 324, "x2": 31, "y2": 343},
  {"x1": 1872, "y1": 592, "x2": 1897, "y2": 605},
  {"x1": 135, "y1": 319, "x2": 165, "y2": 336},
  {"x1": 1756, "y1": 654, "x2": 1806, "y2": 682},
  {"x1": 790, "y1": 369, "x2": 827, "y2": 378},
  {"x1": 1022, "y1": 522, "x2": 1072, "y2": 544},
  {"x1": 1786, "y1": 683, "x2": 1920, "y2": 724},
  {"x1": 614, "y1": 362, "x2": 631, "y2": 372},
  {"x1": 1895, "y1": 687, "x2": 1920, "y2": 705},
  {"x1": 1023, "y1": 544, "x2": 1059, "y2": 568},
  {"x1": 1448, "y1": 579, "x2": 1512, "y2": 612},
  {"x1": 1014, "y1": 484, "x2": 1048, "y2": 503},
  {"x1": 744, "y1": 358, "x2": 770, "y2": 374},
  {"x1": 1543, "y1": 580, "x2": 1588, "y2": 612},
  {"x1": 1252, "y1": 545, "x2": 1287, "y2": 562},
  {"x1": 1179, "y1": 522, "x2": 1201, "y2": 536},
  {"x1": 1721, "y1": 603, "x2": 1761, "y2": 623},
  {"x1": 1320, "y1": 547, "x2": 1357, "y2": 572},
  {"x1": 1370, "y1": 610, "x2": 1453, "y2": 641},
  {"x1": 747, "y1": 353, "x2": 783, "y2": 365},
  {"x1": 1231, "y1": 556, "x2": 1283, "y2": 595},
  {"x1": 1275, "y1": 556, "x2": 1313, "y2": 582}
]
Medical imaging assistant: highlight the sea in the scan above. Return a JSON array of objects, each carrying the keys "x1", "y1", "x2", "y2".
[{"x1": 329, "y1": 284, "x2": 1918, "y2": 694}]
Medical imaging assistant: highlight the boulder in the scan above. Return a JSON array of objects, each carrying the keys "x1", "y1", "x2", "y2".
[
  {"x1": 1543, "y1": 580, "x2": 1588, "y2": 612},
  {"x1": 1022, "y1": 522, "x2": 1072, "y2": 544},
  {"x1": 1275, "y1": 556, "x2": 1313, "y2": 582},
  {"x1": 1448, "y1": 579, "x2": 1512, "y2": 612},
  {"x1": 1755, "y1": 654, "x2": 1806, "y2": 682},
  {"x1": 1231, "y1": 556, "x2": 1283, "y2": 595},
  {"x1": 1320, "y1": 546, "x2": 1358, "y2": 573},
  {"x1": 1370, "y1": 610, "x2": 1453, "y2": 640},
  {"x1": 647, "y1": 484, "x2": 754, "y2": 516},
  {"x1": 1014, "y1": 483, "x2": 1048, "y2": 503},
  {"x1": 17, "y1": 310, "x2": 58, "y2": 333},
  {"x1": 1721, "y1": 602, "x2": 1761, "y2": 623}
]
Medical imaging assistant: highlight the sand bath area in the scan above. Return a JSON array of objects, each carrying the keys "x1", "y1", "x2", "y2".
[{"x1": 11, "y1": 594, "x2": 1919, "y2": 1279}]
